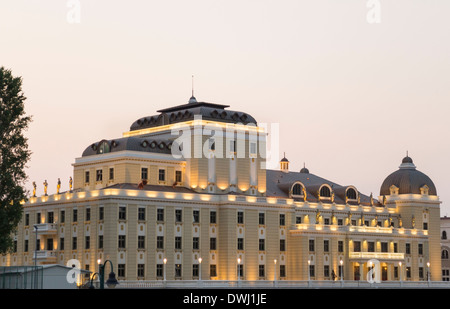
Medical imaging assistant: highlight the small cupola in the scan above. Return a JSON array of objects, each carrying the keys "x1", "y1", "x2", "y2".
[{"x1": 280, "y1": 153, "x2": 289, "y2": 173}]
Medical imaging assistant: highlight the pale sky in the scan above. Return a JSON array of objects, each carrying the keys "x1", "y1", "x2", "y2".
[{"x1": 1, "y1": 0, "x2": 449, "y2": 214}]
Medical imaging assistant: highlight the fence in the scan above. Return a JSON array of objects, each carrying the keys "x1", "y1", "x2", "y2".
[
  {"x1": 0, "y1": 266, "x2": 43, "y2": 289},
  {"x1": 115, "y1": 279, "x2": 450, "y2": 289}
]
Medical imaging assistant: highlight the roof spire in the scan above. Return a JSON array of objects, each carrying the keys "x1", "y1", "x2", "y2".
[{"x1": 188, "y1": 75, "x2": 197, "y2": 104}]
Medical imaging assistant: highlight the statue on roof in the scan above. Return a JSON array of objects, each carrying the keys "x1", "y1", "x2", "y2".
[
  {"x1": 57, "y1": 178, "x2": 61, "y2": 194},
  {"x1": 32, "y1": 181, "x2": 37, "y2": 197},
  {"x1": 43, "y1": 180, "x2": 48, "y2": 196}
]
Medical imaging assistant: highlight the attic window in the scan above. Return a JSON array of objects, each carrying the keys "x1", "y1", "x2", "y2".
[
  {"x1": 320, "y1": 186, "x2": 331, "y2": 198},
  {"x1": 292, "y1": 183, "x2": 304, "y2": 196},
  {"x1": 98, "y1": 141, "x2": 110, "y2": 154},
  {"x1": 346, "y1": 188, "x2": 357, "y2": 200}
]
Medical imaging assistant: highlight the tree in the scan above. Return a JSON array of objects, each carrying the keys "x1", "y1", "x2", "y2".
[{"x1": 0, "y1": 67, "x2": 32, "y2": 254}]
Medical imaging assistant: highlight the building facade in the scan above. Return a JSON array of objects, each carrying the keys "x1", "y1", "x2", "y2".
[
  {"x1": 441, "y1": 216, "x2": 450, "y2": 281},
  {"x1": 1, "y1": 96, "x2": 442, "y2": 282}
]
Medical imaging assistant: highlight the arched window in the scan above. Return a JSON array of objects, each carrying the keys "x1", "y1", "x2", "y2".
[
  {"x1": 292, "y1": 183, "x2": 303, "y2": 196},
  {"x1": 320, "y1": 186, "x2": 331, "y2": 198},
  {"x1": 346, "y1": 188, "x2": 357, "y2": 200},
  {"x1": 442, "y1": 249, "x2": 449, "y2": 260},
  {"x1": 97, "y1": 141, "x2": 110, "y2": 154},
  {"x1": 443, "y1": 231, "x2": 448, "y2": 240}
]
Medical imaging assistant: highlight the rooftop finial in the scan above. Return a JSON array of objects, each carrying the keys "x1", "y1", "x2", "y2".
[{"x1": 188, "y1": 75, "x2": 197, "y2": 104}]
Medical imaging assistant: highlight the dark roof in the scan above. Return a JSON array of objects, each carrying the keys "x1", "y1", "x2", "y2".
[
  {"x1": 266, "y1": 169, "x2": 378, "y2": 205},
  {"x1": 379, "y1": 156, "x2": 437, "y2": 196},
  {"x1": 129, "y1": 100, "x2": 257, "y2": 131},
  {"x1": 102, "y1": 183, "x2": 196, "y2": 193},
  {"x1": 81, "y1": 137, "x2": 173, "y2": 157}
]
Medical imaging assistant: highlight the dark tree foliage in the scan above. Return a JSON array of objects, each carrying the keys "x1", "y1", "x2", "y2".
[{"x1": 0, "y1": 67, "x2": 32, "y2": 254}]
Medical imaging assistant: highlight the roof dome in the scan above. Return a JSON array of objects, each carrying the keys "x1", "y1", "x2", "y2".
[
  {"x1": 300, "y1": 163, "x2": 309, "y2": 174},
  {"x1": 379, "y1": 156, "x2": 437, "y2": 196}
]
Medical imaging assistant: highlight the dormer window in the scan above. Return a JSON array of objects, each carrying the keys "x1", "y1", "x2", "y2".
[
  {"x1": 291, "y1": 183, "x2": 305, "y2": 198},
  {"x1": 389, "y1": 185, "x2": 399, "y2": 195},
  {"x1": 319, "y1": 185, "x2": 331, "y2": 198},
  {"x1": 346, "y1": 188, "x2": 357, "y2": 200},
  {"x1": 98, "y1": 141, "x2": 110, "y2": 154},
  {"x1": 420, "y1": 185, "x2": 429, "y2": 195}
]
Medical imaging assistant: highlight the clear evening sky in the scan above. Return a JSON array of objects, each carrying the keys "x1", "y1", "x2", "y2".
[{"x1": 1, "y1": 1, "x2": 449, "y2": 214}]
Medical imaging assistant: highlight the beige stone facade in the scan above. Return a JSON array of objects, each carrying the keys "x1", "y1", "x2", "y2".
[{"x1": 1, "y1": 99, "x2": 442, "y2": 283}]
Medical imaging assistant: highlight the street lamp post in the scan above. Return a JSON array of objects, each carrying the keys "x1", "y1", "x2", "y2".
[
  {"x1": 340, "y1": 260, "x2": 343, "y2": 282},
  {"x1": 237, "y1": 258, "x2": 241, "y2": 287},
  {"x1": 198, "y1": 257, "x2": 202, "y2": 283},
  {"x1": 163, "y1": 258, "x2": 167, "y2": 286},
  {"x1": 98, "y1": 259, "x2": 118, "y2": 289},
  {"x1": 273, "y1": 259, "x2": 277, "y2": 287},
  {"x1": 307, "y1": 260, "x2": 311, "y2": 287},
  {"x1": 33, "y1": 225, "x2": 39, "y2": 289},
  {"x1": 427, "y1": 262, "x2": 430, "y2": 284},
  {"x1": 399, "y1": 262, "x2": 403, "y2": 286}
]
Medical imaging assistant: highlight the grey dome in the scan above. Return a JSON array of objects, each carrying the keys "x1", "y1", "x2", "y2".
[{"x1": 380, "y1": 156, "x2": 437, "y2": 196}]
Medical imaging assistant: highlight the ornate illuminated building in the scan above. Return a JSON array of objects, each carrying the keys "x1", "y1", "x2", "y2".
[{"x1": 1, "y1": 95, "x2": 442, "y2": 283}]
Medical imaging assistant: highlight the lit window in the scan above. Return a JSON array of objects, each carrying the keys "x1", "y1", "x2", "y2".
[{"x1": 320, "y1": 186, "x2": 331, "y2": 198}]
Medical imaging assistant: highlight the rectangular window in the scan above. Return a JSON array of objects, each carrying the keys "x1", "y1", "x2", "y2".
[
  {"x1": 210, "y1": 237, "x2": 217, "y2": 250},
  {"x1": 99, "y1": 207, "x2": 104, "y2": 220},
  {"x1": 138, "y1": 236, "x2": 145, "y2": 249},
  {"x1": 279, "y1": 214, "x2": 286, "y2": 226},
  {"x1": 324, "y1": 218, "x2": 330, "y2": 225},
  {"x1": 157, "y1": 236, "x2": 164, "y2": 249},
  {"x1": 96, "y1": 169, "x2": 103, "y2": 182},
  {"x1": 238, "y1": 265, "x2": 244, "y2": 278},
  {"x1": 36, "y1": 212, "x2": 41, "y2": 224},
  {"x1": 353, "y1": 241, "x2": 361, "y2": 252},
  {"x1": 259, "y1": 213, "x2": 265, "y2": 225},
  {"x1": 259, "y1": 239, "x2": 265, "y2": 251},
  {"x1": 324, "y1": 265, "x2": 330, "y2": 278},
  {"x1": 237, "y1": 211, "x2": 244, "y2": 224},
  {"x1": 85, "y1": 171, "x2": 90, "y2": 183},
  {"x1": 368, "y1": 242, "x2": 375, "y2": 252},
  {"x1": 118, "y1": 264, "x2": 126, "y2": 278},
  {"x1": 193, "y1": 237, "x2": 200, "y2": 250},
  {"x1": 158, "y1": 169, "x2": 166, "y2": 182},
  {"x1": 324, "y1": 240, "x2": 329, "y2": 252},
  {"x1": 72, "y1": 237, "x2": 77, "y2": 250},
  {"x1": 210, "y1": 211, "x2": 217, "y2": 224},
  {"x1": 98, "y1": 235, "x2": 103, "y2": 249},
  {"x1": 72, "y1": 209, "x2": 77, "y2": 222},
  {"x1": 193, "y1": 210, "x2": 200, "y2": 223},
  {"x1": 175, "y1": 170, "x2": 182, "y2": 183},
  {"x1": 418, "y1": 243, "x2": 423, "y2": 255},
  {"x1": 175, "y1": 209, "x2": 183, "y2": 223},
  {"x1": 259, "y1": 265, "x2": 265, "y2": 278},
  {"x1": 338, "y1": 241, "x2": 344, "y2": 253},
  {"x1": 237, "y1": 238, "x2": 244, "y2": 250},
  {"x1": 175, "y1": 264, "x2": 182, "y2": 278},
  {"x1": 60, "y1": 237, "x2": 64, "y2": 250},
  {"x1": 394, "y1": 266, "x2": 399, "y2": 279},
  {"x1": 210, "y1": 265, "x2": 217, "y2": 277},
  {"x1": 423, "y1": 222, "x2": 428, "y2": 230},
  {"x1": 280, "y1": 265, "x2": 286, "y2": 278},
  {"x1": 119, "y1": 207, "x2": 126, "y2": 220},
  {"x1": 406, "y1": 267, "x2": 411, "y2": 279},
  {"x1": 141, "y1": 168, "x2": 148, "y2": 180},
  {"x1": 338, "y1": 219, "x2": 343, "y2": 226},
  {"x1": 175, "y1": 237, "x2": 182, "y2": 250},
  {"x1": 406, "y1": 243, "x2": 411, "y2": 255},
  {"x1": 309, "y1": 239, "x2": 315, "y2": 252},
  {"x1": 193, "y1": 264, "x2": 199, "y2": 278},
  {"x1": 309, "y1": 265, "x2": 315, "y2": 278},
  {"x1": 25, "y1": 213, "x2": 30, "y2": 226},
  {"x1": 24, "y1": 239, "x2": 29, "y2": 252},
  {"x1": 85, "y1": 236, "x2": 90, "y2": 249},
  {"x1": 381, "y1": 242, "x2": 388, "y2": 253},
  {"x1": 157, "y1": 209, "x2": 164, "y2": 222},
  {"x1": 109, "y1": 168, "x2": 114, "y2": 180},
  {"x1": 137, "y1": 264, "x2": 145, "y2": 278},
  {"x1": 156, "y1": 264, "x2": 163, "y2": 278},
  {"x1": 85, "y1": 208, "x2": 91, "y2": 221},
  {"x1": 118, "y1": 235, "x2": 126, "y2": 249},
  {"x1": 280, "y1": 239, "x2": 286, "y2": 252},
  {"x1": 394, "y1": 243, "x2": 398, "y2": 253},
  {"x1": 419, "y1": 267, "x2": 424, "y2": 279},
  {"x1": 296, "y1": 216, "x2": 302, "y2": 224},
  {"x1": 138, "y1": 208, "x2": 146, "y2": 221},
  {"x1": 47, "y1": 212, "x2": 54, "y2": 224},
  {"x1": 60, "y1": 210, "x2": 65, "y2": 223}
]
